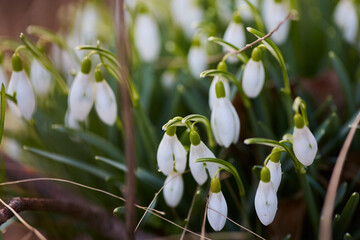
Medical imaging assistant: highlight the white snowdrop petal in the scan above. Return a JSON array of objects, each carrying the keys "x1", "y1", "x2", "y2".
[
  {"x1": 30, "y1": 59, "x2": 53, "y2": 96},
  {"x1": 293, "y1": 126, "x2": 318, "y2": 166},
  {"x1": 7, "y1": 71, "x2": 36, "y2": 120},
  {"x1": 211, "y1": 98, "x2": 240, "y2": 147},
  {"x1": 173, "y1": 135, "x2": 187, "y2": 173},
  {"x1": 65, "y1": 108, "x2": 81, "y2": 130},
  {"x1": 188, "y1": 46, "x2": 208, "y2": 78},
  {"x1": 95, "y1": 81, "x2": 117, "y2": 126},
  {"x1": 207, "y1": 191, "x2": 228, "y2": 231},
  {"x1": 171, "y1": 0, "x2": 203, "y2": 37},
  {"x1": 262, "y1": 0, "x2": 289, "y2": 44},
  {"x1": 189, "y1": 141, "x2": 217, "y2": 185},
  {"x1": 266, "y1": 161, "x2": 282, "y2": 192},
  {"x1": 209, "y1": 76, "x2": 230, "y2": 110},
  {"x1": 134, "y1": 14, "x2": 161, "y2": 62},
  {"x1": 237, "y1": 0, "x2": 259, "y2": 21},
  {"x1": 163, "y1": 172, "x2": 184, "y2": 207},
  {"x1": 242, "y1": 59, "x2": 265, "y2": 98},
  {"x1": 334, "y1": 0, "x2": 358, "y2": 43},
  {"x1": 255, "y1": 181, "x2": 278, "y2": 226},
  {"x1": 68, "y1": 72, "x2": 94, "y2": 121},
  {"x1": 157, "y1": 134, "x2": 175, "y2": 176},
  {"x1": 223, "y1": 21, "x2": 246, "y2": 51}
]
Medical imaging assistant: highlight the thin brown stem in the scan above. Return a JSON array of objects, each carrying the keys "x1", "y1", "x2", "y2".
[
  {"x1": 180, "y1": 185, "x2": 200, "y2": 240},
  {"x1": 201, "y1": 197, "x2": 209, "y2": 240},
  {"x1": 319, "y1": 112, "x2": 360, "y2": 240}
]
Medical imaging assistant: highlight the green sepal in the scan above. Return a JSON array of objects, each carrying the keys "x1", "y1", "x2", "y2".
[
  {"x1": 261, "y1": 167, "x2": 271, "y2": 182},
  {"x1": 190, "y1": 130, "x2": 201, "y2": 146},
  {"x1": 211, "y1": 177, "x2": 221, "y2": 193},
  {"x1": 95, "y1": 68, "x2": 103, "y2": 82},
  {"x1": 166, "y1": 126, "x2": 176, "y2": 136},
  {"x1": 81, "y1": 57, "x2": 92, "y2": 74},
  {"x1": 215, "y1": 81, "x2": 226, "y2": 99},
  {"x1": 294, "y1": 113, "x2": 305, "y2": 129},
  {"x1": 12, "y1": 54, "x2": 23, "y2": 72}
]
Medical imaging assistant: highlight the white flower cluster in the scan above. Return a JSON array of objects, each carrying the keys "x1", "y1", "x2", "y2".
[{"x1": 157, "y1": 127, "x2": 230, "y2": 231}]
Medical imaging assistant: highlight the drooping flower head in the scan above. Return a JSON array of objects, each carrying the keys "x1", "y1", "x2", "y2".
[
  {"x1": 242, "y1": 47, "x2": 265, "y2": 98},
  {"x1": 163, "y1": 171, "x2": 184, "y2": 207},
  {"x1": 189, "y1": 130, "x2": 219, "y2": 185},
  {"x1": 223, "y1": 11, "x2": 246, "y2": 63},
  {"x1": 68, "y1": 57, "x2": 95, "y2": 121},
  {"x1": 157, "y1": 126, "x2": 187, "y2": 176},
  {"x1": 334, "y1": 0, "x2": 358, "y2": 44},
  {"x1": 171, "y1": 0, "x2": 203, "y2": 37},
  {"x1": 209, "y1": 61, "x2": 231, "y2": 110},
  {"x1": 7, "y1": 54, "x2": 36, "y2": 121},
  {"x1": 187, "y1": 36, "x2": 208, "y2": 78},
  {"x1": 255, "y1": 167, "x2": 278, "y2": 225},
  {"x1": 262, "y1": 0, "x2": 290, "y2": 44},
  {"x1": 94, "y1": 68, "x2": 117, "y2": 126},
  {"x1": 207, "y1": 175, "x2": 228, "y2": 231},
  {"x1": 134, "y1": 5, "x2": 161, "y2": 62},
  {"x1": 211, "y1": 81, "x2": 240, "y2": 147},
  {"x1": 30, "y1": 59, "x2": 53, "y2": 96},
  {"x1": 292, "y1": 113, "x2": 317, "y2": 166}
]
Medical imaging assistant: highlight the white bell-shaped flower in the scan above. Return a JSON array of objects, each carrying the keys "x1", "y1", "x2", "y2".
[
  {"x1": 334, "y1": 0, "x2": 358, "y2": 44},
  {"x1": 171, "y1": 0, "x2": 203, "y2": 37},
  {"x1": 134, "y1": 11, "x2": 161, "y2": 62},
  {"x1": 7, "y1": 55, "x2": 36, "y2": 121},
  {"x1": 157, "y1": 127, "x2": 187, "y2": 176},
  {"x1": 293, "y1": 114, "x2": 318, "y2": 166},
  {"x1": 262, "y1": 0, "x2": 290, "y2": 45},
  {"x1": 187, "y1": 39, "x2": 208, "y2": 78},
  {"x1": 209, "y1": 76, "x2": 231, "y2": 110},
  {"x1": 266, "y1": 149, "x2": 282, "y2": 192},
  {"x1": 255, "y1": 167, "x2": 278, "y2": 226},
  {"x1": 163, "y1": 171, "x2": 184, "y2": 207},
  {"x1": 189, "y1": 131, "x2": 219, "y2": 185},
  {"x1": 211, "y1": 81, "x2": 240, "y2": 147},
  {"x1": 0, "y1": 66, "x2": 7, "y2": 88},
  {"x1": 94, "y1": 69, "x2": 117, "y2": 126},
  {"x1": 207, "y1": 177, "x2": 227, "y2": 231},
  {"x1": 242, "y1": 47, "x2": 265, "y2": 98},
  {"x1": 223, "y1": 12, "x2": 246, "y2": 63},
  {"x1": 237, "y1": 0, "x2": 259, "y2": 21},
  {"x1": 68, "y1": 57, "x2": 94, "y2": 121},
  {"x1": 30, "y1": 59, "x2": 53, "y2": 96},
  {"x1": 65, "y1": 108, "x2": 81, "y2": 130}
]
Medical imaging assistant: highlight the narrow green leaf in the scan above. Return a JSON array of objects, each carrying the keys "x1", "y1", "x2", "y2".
[
  {"x1": 0, "y1": 84, "x2": 5, "y2": 144},
  {"x1": 196, "y1": 158, "x2": 245, "y2": 196},
  {"x1": 24, "y1": 146, "x2": 111, "y2": 180},
  {"x1": 334, "y1": 192, "x2": 359, "y2": 237},
  {"x1": 52, "y1": 125, "x2": 124, "y2": 161},
  {"x1": 244, "y1": 0, "x2": 265, "y2": 32},
  {"x1": 329, "y1": 51, "x2": 355, "y2": 116}
]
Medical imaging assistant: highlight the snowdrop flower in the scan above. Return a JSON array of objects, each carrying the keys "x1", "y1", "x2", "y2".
[
  {"x1": 255, "y1": 167, "x2": 278, "y2": 226},
  {"x1": 187, "y1": 38, "x2": 208, "y2": 78},
  {"x1": 51, "y1": 44, "x2": 77, "y2": 85},
  {"x1": 237, "y1": 0, "x2": 259, "y2": 21},
  {"x1": 262, "y1": 0, "x2": 290, "y2": 45},
  {"x1": 157, "y1": 127, "x2": 187, "y2": 175},
  {"x1": 7, "y1": 54, "x2": 36, "y2": 121},
  {"x1": 68, "y1": 57, "x2": 94, "y2": 121},
  {"x1": 242, "y1": 47, "x2": 265, "y2": 98},
  {"x1": 30, "y1": 59, "x2": 53, "y2": 96},
  {"x1": 207, "y1": 176, "x2": 228, "y2": 231},
  {"x1": 209, "y1": 61, "x2": 230, "y2": 110},
  {"x1": 266, "y1": 149, "x2": 282, "y2": 191},
  {"x1": 211, "y1": 81, "x2": 240, "y2": 147},
  {"x1": 65, "y1": 108, "x2": 81, "y2": 130},
  {"x1": 134, "y1": 8, "x2": 161, "y2": 62},
  {"x1": 171, "y1": 0, "x2": 203, "y2": 37},
  {"x1": 334, "y1": 0, "x2": 358, "y2": 44},
  {"x1": 293, "y1": 113, "x2": 318, "y2": 166},
  {"x1": 163, "y1": 171, "x2": 184, "y2": 207},
  {"x1": 189, "y1": 131, "x2": 219, "y2": 185},
  {"x1": 223, "y1": 12, "x2": 246, "y2": 63},
  {"x1": 94, "y1": 69, "x2": 117, "y2": 126}
]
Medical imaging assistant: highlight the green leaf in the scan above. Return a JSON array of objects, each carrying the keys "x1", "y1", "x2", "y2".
[
  {"x1": 0, "y1": 84, "x2": 5, "y2": 144},
  {"x1": 52, "y1": 125, "x2": 124, "y2": 161},
  {"x1": 24, "y1": 146, "x2": 111, "y2": 180},
  {"x1": 95, "y1": 156, "x2": 162, "y2": 188},
  {"x1": 329, "y1": 51, "x2": 355, "y2": 116},
  {"x1": 20, "y1": 33, "x2": 68, "y2": 94},
  {"x1": 207, "y1": 37, "x2": 249, "y2": 63},
  {"x1": 334, "y1": 192, "x2": 359, "y2": 238},
  {"x1": 243, "y1": 0, "x2": 265, "y2": 32},
  {"x1": 196, "y1": 158, "x2": 245, "y2": 196}
]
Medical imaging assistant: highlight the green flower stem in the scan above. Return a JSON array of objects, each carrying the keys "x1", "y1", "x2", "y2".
[{"x1": 243, "y1": 0, "x2": 265, "y2": 33}]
